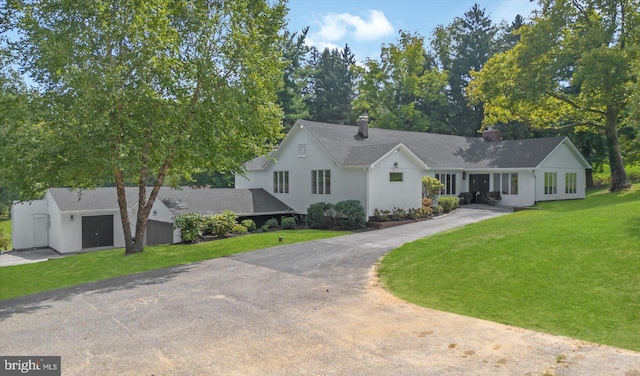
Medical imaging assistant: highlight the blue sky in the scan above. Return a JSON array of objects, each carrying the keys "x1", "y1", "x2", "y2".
[{"x1": 286, "y1": 0, "x2": 540, "y2": 62}]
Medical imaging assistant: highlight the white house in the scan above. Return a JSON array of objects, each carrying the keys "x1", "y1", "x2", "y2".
[
  {"x1": 11, "y1": 187, "x2": 292, "y2": 253},
  {"x1": 235, "y1": 118, "x2": 591, "y2": 217}
]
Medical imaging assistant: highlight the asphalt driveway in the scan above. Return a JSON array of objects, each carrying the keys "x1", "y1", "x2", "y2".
[{"x1": 1, "y1": 208, "x2": 639, "y2": 375}]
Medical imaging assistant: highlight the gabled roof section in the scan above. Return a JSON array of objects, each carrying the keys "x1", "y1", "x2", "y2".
[
  {"x1": 453, "y1": 137, "x2": 569, "y2": 169},
  {"x1": 537, "y1": 137, "x2": 591, "y2": 169},
  {"x1": 48, "y1": 187, "x2": 141, "y2": 212},
  {"x1": 158, "y1": 187, "x2": 293, "y2": 216},
  {"x1": 296, "y1": 120, "x2": 575, "y2": 170}
]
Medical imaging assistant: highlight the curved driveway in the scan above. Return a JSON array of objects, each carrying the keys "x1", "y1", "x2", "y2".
[{"x1": 1, "y1": 208, "x2": 639, "y2": 375}]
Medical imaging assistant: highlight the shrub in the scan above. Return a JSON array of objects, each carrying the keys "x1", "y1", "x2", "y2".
[
  {"x1": 241, "y1": 219, "x2": 256, "y2": 232},
  {"x1": 434, "y1": 205, "x2": 444, "y2": 214},
  {"x1": 232, "y1": 224, "x2": 248, "y2": 234},
  {"x1": 209, "y1": 210, "x2": 237, "y2": 238},
  {"x1": 0, "y1": 229, "x2": 10, "y2": 251},
  {"x1": 265, "y1": 217, "x2": 279, "y2": 229},
  {"x1": 281, "y1": 216, "x2": 297, "y2": 229},
  {"x1": 627, "y1": 165, "x2": 640, "y2": 183},
  {"x1": 417, "y1": 206, "x2": 432, "y2": 217},
  {"x1": 334, "y1": 200, "x2": 366, "y2": 228},
  {"x1": 307, "y1": 202, "x2": 335, "y2": 229},
  {"x1": 438, "y1": 197, "x2": 459, "y2": 213},
  {"x1": 391, "y1": 207, "x2": 407, "y2": 221},
  {"x1": 422, "y1": 198, "x2": 433, "y2": 208},
  {"x1": 307, "y1": 201, "x2": 365, "y2": 229},
  {"x1": 173, "y1": 212, "x2": 206, "y2": 243},
  {"x1": 374, "y1": 208, "x2": 391, "y2": 222},
  {"x1": 260, "y1": 224, "x2": 270, "y2": 232},
  {"x1": 422, "y1": 176, "x2": 444, "y2": 199},
  {"x1": 458, "y1": 192, "x2": 473, "y2": 205}
]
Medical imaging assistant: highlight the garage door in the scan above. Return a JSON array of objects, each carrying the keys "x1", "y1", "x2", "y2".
[
  {"x1": 82, "y1": 215, "x2": 114, "y2": 249},
  {"x1": 147, "y1": 220, "x2": 174, "y2": 245}
]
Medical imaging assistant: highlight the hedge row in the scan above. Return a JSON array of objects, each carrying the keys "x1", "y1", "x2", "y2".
[{"x1": 307, "y1": 200, "x2": 366, "y2": 229}]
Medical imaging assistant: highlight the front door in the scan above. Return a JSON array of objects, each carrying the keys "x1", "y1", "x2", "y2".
[
  {"x1": 469, "y1": 174, "x2": 490, "y2": 203},
  {"x1": 82, "y1": 215, "x2": 114, "y2": 249}
]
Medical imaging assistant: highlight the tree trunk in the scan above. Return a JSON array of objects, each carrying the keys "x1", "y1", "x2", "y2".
[
  {"x1": 124, "y1": 158, "x2": 172, "y2": 255},
  {"x1": 585, "y1": 168, "x2": 594, "y2": 188},
  {"x1": 114, "y1": 169, "x2": 136, "y2": 254},
  {"x1": 604, "y1": 107, "x2": 630, "y2": 192}
]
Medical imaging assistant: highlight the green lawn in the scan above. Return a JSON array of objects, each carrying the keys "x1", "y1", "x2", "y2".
[
  {"x1": 0, "y1": 229, "x2": 346, "y2": 300},
  {"x1": 379, "y1": 185, "x2": 640, "y2": 352}
]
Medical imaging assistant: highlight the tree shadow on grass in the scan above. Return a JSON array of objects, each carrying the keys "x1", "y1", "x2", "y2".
[
  {"x1": 0, "y1": 263, "x2": 195, "y2": 320},
  {"x1": 627, "y1": 216, "x2": 640, "y2": 241}
]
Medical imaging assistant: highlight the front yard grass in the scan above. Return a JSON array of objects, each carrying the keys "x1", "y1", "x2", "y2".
[
  {"x1": 379, "y1": 185, "x2": 640, "y2": 351},
  {"x1": 0, "y1": 229, "x2": 346, "y2": 300}
]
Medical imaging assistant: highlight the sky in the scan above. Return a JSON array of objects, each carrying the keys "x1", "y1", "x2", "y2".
[{"x1": 285, "y1": 0, "x2": 540, "y2": 63}]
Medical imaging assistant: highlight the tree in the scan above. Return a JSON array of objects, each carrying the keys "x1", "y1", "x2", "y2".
[
  {"x1": 2, "y1": 0, "x2": 287, "y2": 254},
  {"x1": 306, "y1": 45, "x2": 357, "y2": 124},
  {"x1": 353, "y1": 31, "x2": 449, "y2": 132},
  {"x1": 469, "y1": 0, "x2": 638, "y2": 191},
  {"x1": 278, "y1": 27, "x2": 310, "y2": 130},
  {"x1": 431, "y1": 4, "x2": 505, "y2": 136}
]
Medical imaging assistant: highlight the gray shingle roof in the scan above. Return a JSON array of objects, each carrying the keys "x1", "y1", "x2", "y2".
[
  {"x1": 158, "y1": 187, "x2": 293, "y2": 216},
  {"x1": 48, "y1": 187, "x2": 293, "y2": 216},
  {"x1": 290, "y1": 120, "x2": 571, "y2": 170},
  {"x1": 48, "y1": 187, "x2": 141, "y2": 212}
]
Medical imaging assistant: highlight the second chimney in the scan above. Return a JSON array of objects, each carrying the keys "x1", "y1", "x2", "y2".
[
  {"x1": 357, "y1": 115, "x2": 369, "y2": 139},
  {"x1": 482, "y1": 127, "x2": 501, "y2": 141}
]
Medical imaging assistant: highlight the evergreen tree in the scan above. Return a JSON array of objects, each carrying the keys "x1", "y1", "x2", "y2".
[
  {"x1": 278, "y1": 28, "x2": 310, "y2": 130},
  {"x1": 432, "y1": 4, "x2": 501, "y2": 136},
  {"x1": 306, "y1": 45, "x2": 357, "y2": 124}
]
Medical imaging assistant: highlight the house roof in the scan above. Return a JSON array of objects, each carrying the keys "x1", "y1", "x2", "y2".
[
  {"x1": 158, "y1": 187, "x2": 293, "y2": 216},
  {"x1": 48, "y1": 187, "x2": 141, "y2": 212},
  {"x1": 254, "y1": 120, "x2": 588, "y2": 170},
  {"x1": 47, "y1": 187, "x2": 293, "y2": 216}
]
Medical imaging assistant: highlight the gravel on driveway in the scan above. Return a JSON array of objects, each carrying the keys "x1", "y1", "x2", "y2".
[{"x1": 1, "y1": 208, "x2": 638, "y2": 375}]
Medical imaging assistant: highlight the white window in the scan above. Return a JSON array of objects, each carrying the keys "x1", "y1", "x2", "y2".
[
  {"x1": 389, "y1": 172, "x2": 403, "y2": 182},
  {"x1": 544, "y1": 172, "x2": 557, "y2": 195},
  {"x1": 273, "y1": 171, "x2": 289, "y2": 194},
  {"x1": 565, "y1": 172, "x2": 577, "y2": 194},
  {"x1": 311, "y1": 170, "x2": 330, "y2": 195},
  {"x1": 435, "y1": 173, "x2": 457, "y2": 195},
  {"x1": 493, "y1": 173, "x2": 518, "y2": 195},
  {"x1": 298, "y1": 144, "x2": 307, "y2": 157}
]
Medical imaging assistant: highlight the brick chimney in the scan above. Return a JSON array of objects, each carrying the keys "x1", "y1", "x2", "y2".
[
  {"x1": 357, "y1": 115, "x2": 369, "y2": 139},
  {"x1": 482, "y1": 127, "x2": 501, "y2": 141}
]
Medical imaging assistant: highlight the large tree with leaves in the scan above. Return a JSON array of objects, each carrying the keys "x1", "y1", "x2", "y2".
[
  {"x1": 469, "y1": 0, "x2": 638, "y2": 191},
  {"x1": 2, "y1": 0, "x2": 287, "y2": 254},
  {"x1": 353, "y1": 31, "x2": 448, "y2": 132}
]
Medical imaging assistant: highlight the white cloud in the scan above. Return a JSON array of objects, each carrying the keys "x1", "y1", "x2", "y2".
[{"x1": 313, "y1": 9, "x2": 394, "y2": 44}]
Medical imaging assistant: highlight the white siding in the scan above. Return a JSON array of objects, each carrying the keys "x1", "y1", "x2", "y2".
[
  {"x1": 238, "y1": 127, "x2": 367, "y2": 214},
  {"x1": 10, "y1": 200, "x2": 49, "y2": 250},
  {"x1": 536, "y1": 142, "x2": 587, "y2": 202},
  {"x1": 427, "y1": 170, "x2": 538, "y2": 207},
  {"x1": 368, "y1": 149, "x2": 424, "y2": 216},
  {"x1": 46, "y1": 191, "x2": 63, "y2": 252}
]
